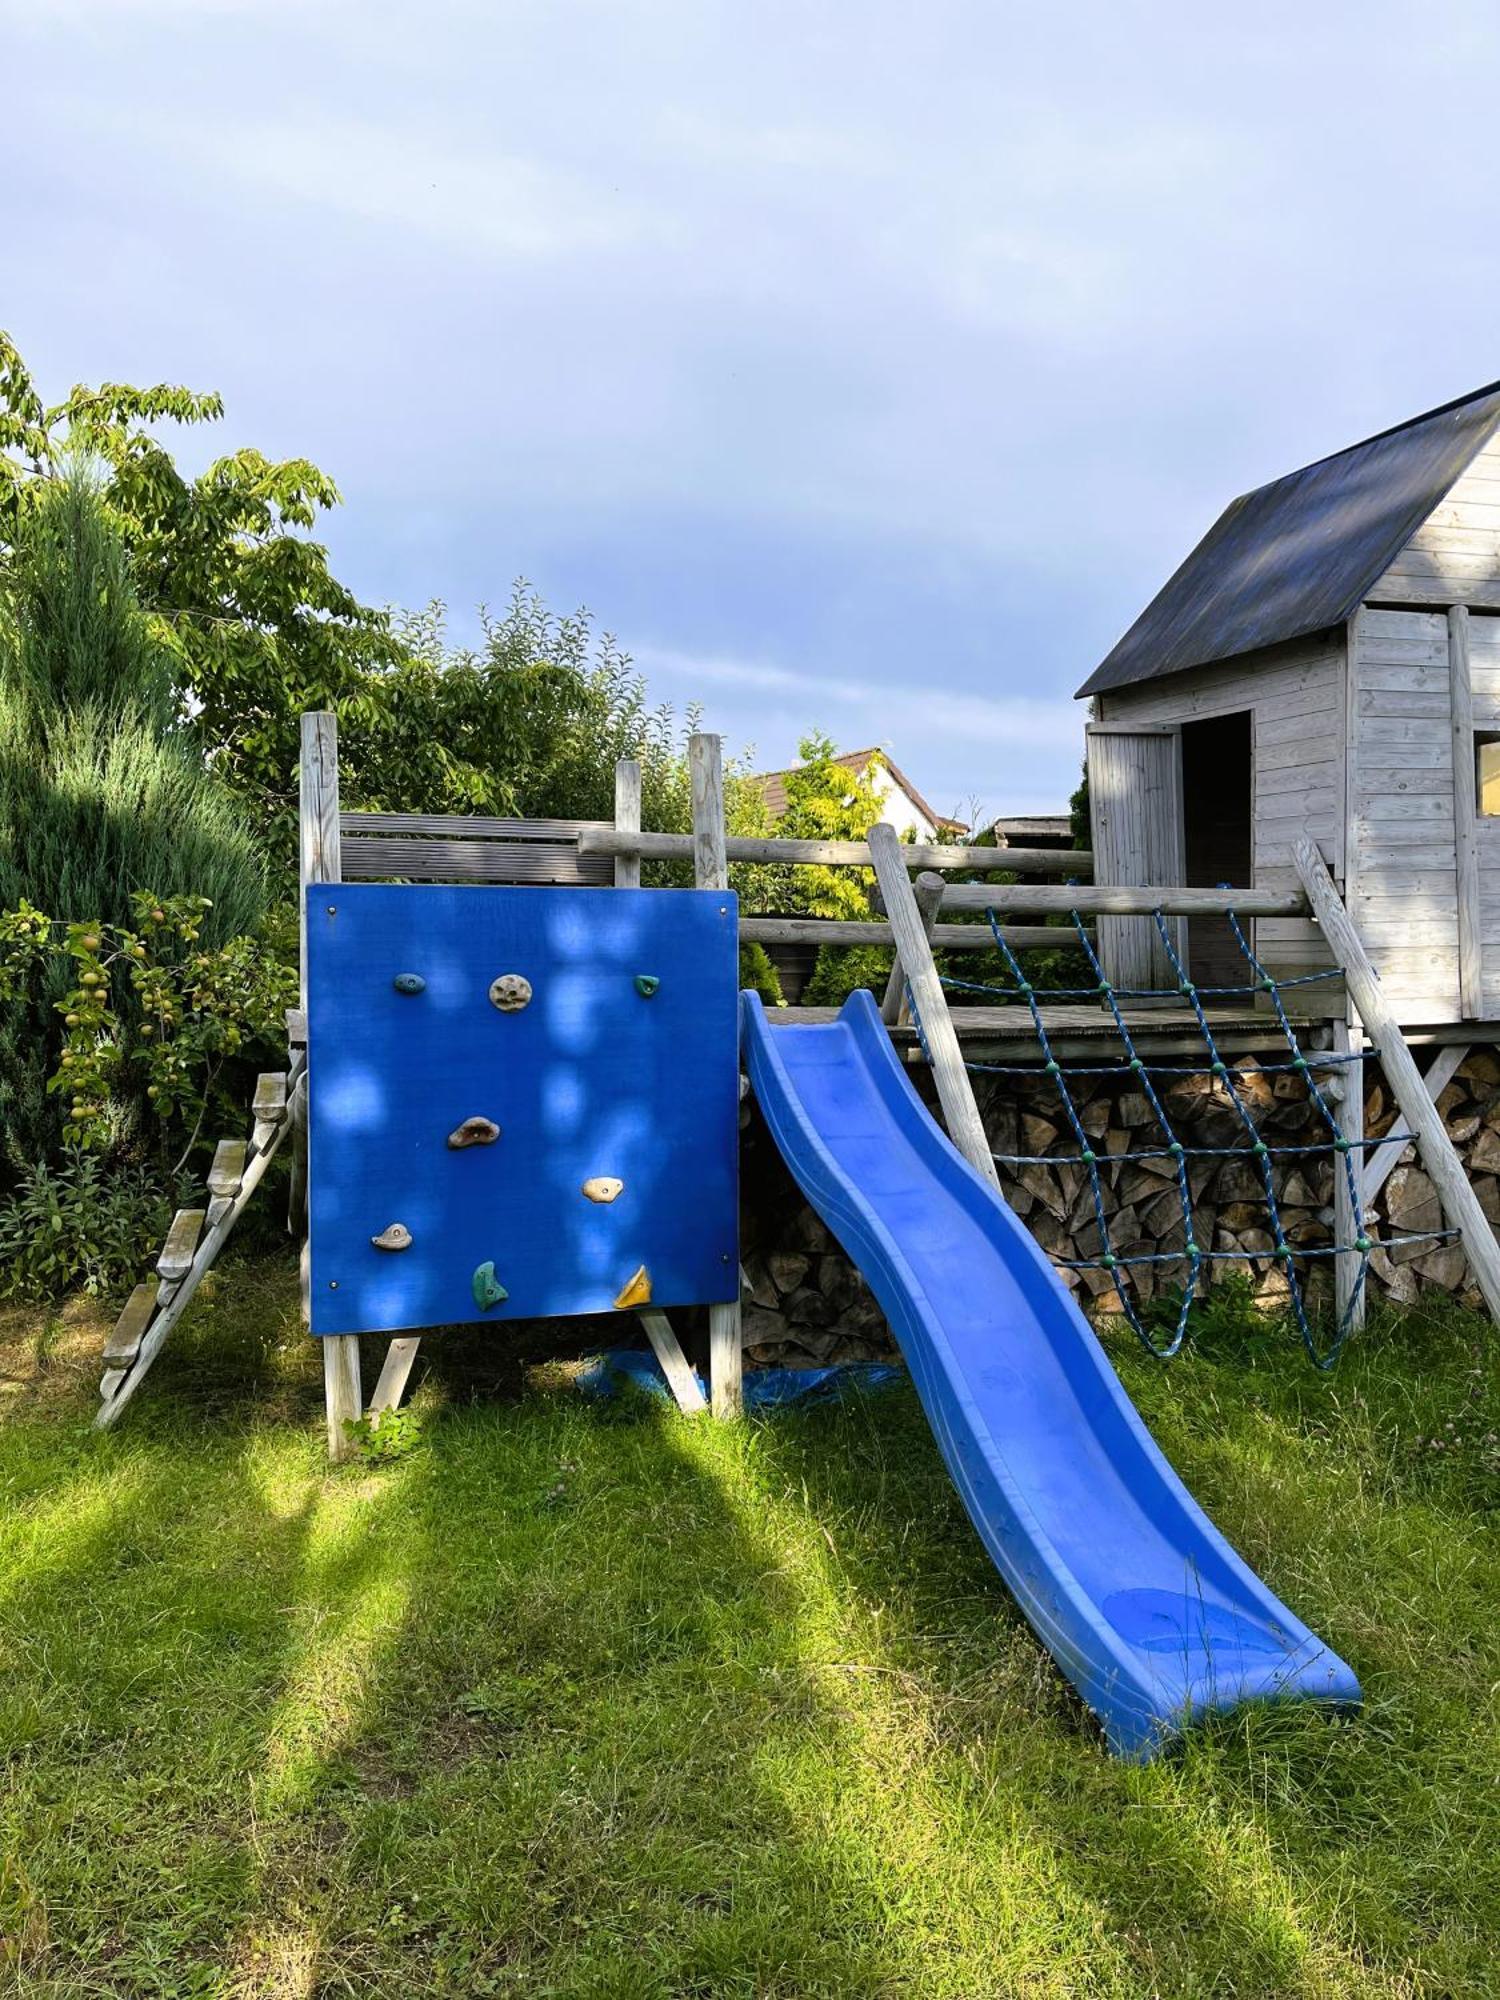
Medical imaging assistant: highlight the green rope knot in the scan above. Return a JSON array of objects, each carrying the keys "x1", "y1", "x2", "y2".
[
  {"x1": 1017, "y1": 982, "x2": 1033, "y2": 998},
  {"x1": 1081, "y1": 1148, "x2": 1096, "y2": 1166},
  {"x1": 1045, "y1": 1059, "x2": 1060, "y2": 1076},
  {"x1": 1355, "y1": 1235, "x2": 1372, "y2": 1253},
  {"x1": 1097, "y1": 980, "x2": 1111, "y2": 996},
  {"x1": 1183, "y1": 1238, "x2": 1199, "y2": 1257},
  {"x1": 1179, "y1": 979, "x2": 1195, "y2": 997},
  {"x1": 1278, "y1": 1243, "x2": 1294, "y2": 1260},
  {"x1": 1334, "y1": 1136, "x2": 1350, "y2": 1154},
  {"x1": 1129, "y1": 1057, "x2": 1144, "y2": 1073},
  {"x1": 1102, "y1": 1254, "x2": 1117, "y2": 1269},
  {"x1": 1253, "y1": 1141, "x2": 1269, "y2": 1157},
  {"x1": 1211, "y1": 1060, "x2": 1227, "y2": 1077},
  {"x1": 1260, "y1": 975, "x2": 1276, "y2": 992},
  {"x1": 1292, "y1": 1055, "x2": 1308, "y2": 1073}
]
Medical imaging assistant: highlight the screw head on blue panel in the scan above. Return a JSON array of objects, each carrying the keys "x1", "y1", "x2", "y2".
[
  {"x1": 393, "y1": 972, "x2": 426, "y2": 995},
  {"x1": 472, "y1": 1261, "x2": 508, "y2": 1309},
  {"x1": 634, "y1": 974, "x2": 660, "y2": 998}
]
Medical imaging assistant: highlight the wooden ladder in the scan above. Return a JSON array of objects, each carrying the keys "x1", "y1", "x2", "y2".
[{"x1": 95, "y1": 1061, "x2": 296, "y2": 1429}]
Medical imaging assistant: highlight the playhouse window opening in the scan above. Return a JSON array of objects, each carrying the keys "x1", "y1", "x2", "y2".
[{"x1": 1476, "y1": 733, "x2": 1500, "y2": 816}]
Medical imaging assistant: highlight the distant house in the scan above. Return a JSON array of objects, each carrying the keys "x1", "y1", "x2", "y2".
[{"x1": 757, "y1": 748, "x2": 968, "y2": 842}]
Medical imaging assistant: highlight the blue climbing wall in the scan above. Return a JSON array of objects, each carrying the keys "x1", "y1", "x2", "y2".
[{"x1": 306, "y1": 885, "x2": 739, "y2": 1336}]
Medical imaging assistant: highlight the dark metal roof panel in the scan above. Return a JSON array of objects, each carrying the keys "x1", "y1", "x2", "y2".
[{"x1": 1078, "y1": 381, "x2": 1500, "y2": 699}]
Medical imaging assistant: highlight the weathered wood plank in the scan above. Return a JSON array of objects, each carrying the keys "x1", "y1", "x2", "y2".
[
  {"x1": 613, "y1": 759, "x2": 642, "y2": 891},
  {"x1": 368, "y1": 1336, "x2": 422, "y2": 1422},
  {"x1": 1449, "y1": 605, "x2": 1482, "y2": 1018},
  {"x1": 638, "y1": 1309, "x2": 708, "y2": 1415},
  {"x1": 341, "y1": 836, "x2": 610, "y2": 885},
  {"x1": 1330, "y1": 1019, "x2": 1365, "y2": 1337},
  {"x1": 689, "y1": 732, "x2": 741, "y2": 1419},
  {"x1": 940, "y1": 882, "x2": 1308, "y2": 917},
  {"x1": 738, "y1": 917, "x2": 1082, "y2": 951},
  {"x1": 882, "y1": 871, "x2": 944, "y2": 1026},
  {"x1": 579, "y1": 826, "x2": 1093, "y2": 876},
  {"x1": 870, "y1": 822, "x2": 998, "y2": 1189},
  {"x1": 157, "y1": 1210, "x2": 205, "y2": 1283},
  {"x1": 341, "y1": 810, "x2": 610, "y2": 840},
  {"x1": 251, "y1": 1074, "x2": 288, "y2": 1127},
  {"x1": 207, "y1": 1138, "x2": 249, "y2": 1201},
  {"x1": 102, "y1": 1280, "x2": 159, "y2": 1369},
  {"x1": 1295, "y1": 840, "x2": 1500, "y2": 1322}
]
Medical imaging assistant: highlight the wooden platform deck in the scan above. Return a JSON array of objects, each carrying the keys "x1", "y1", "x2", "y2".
[{"x1": 768, "y1": 1002, "x2": 1328, "y2": 1063}]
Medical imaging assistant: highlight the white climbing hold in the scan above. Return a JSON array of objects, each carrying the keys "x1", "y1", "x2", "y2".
[
  {"x1": 581, "y1": 1176, "x2": 624, "y2": 1204},
  {"x1": 489, "y1": 973, "x2": 532, "y2": 1012}
]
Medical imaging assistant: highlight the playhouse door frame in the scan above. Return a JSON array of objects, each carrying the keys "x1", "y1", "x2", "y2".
[{"x1": 1086, "y1": 722, "x2": 1186, "y2": 991}]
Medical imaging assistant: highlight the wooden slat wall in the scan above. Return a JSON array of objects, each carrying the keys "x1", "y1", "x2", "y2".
[
  {"x1": 340, "y1": 835, "x2": 611, "y2": 885},
  {"x1": 1350, "y1": 608, "x2": 1462, "y2": 1023},
  {"x1": 1369, "y1": 431, "x2": 1500, "y2": 608},
  {"x1": 1098, "y1": 631, "x2": 1346, "y2": 984}
]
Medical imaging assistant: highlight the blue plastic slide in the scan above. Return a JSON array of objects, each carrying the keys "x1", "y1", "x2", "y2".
[{"x1": 742, "y1": 989, "x2": 1360, "y2": 1759}]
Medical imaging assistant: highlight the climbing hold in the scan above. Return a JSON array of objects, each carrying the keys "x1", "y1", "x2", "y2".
[
  {"x1": 393, "y1": 972, "x2": 426, "y2": 995},
  {"x1": 371, "y1": 1222, "x2": 413, "y2": 1252},
  {"x1": 447, "y1": 1116, "x2": 500, "y2": 1149},
  {"x1": 634, "y1": 974, "x2": 660, "y2": 998},
  {"x1": 472, "y1": 1261, "x2": 508, "y2": 1309},
  {"x1": 613, "y1": 1264, "x2": 651, "y2": 1309},
  {"x1": 489, "y1": 973, "x2": 532, "y2": 1012},
  {"x1": 582, "y1": 1176, "x2": 624, "y2": 1204}
]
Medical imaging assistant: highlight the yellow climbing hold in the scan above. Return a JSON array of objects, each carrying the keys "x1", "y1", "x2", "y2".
[
  {"x1": 582, "y1": 1176, "x2": 624, "y2": 1204},
  {"x1": 612, "y1": 1264, "x2": 651, "y2": 1309}
]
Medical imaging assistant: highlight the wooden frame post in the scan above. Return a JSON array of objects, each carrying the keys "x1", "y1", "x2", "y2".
[
  {"x1": 1295, "y1": 839, "x2": 1500, "y2": 1321},
  {"x1": 613, "y1": 758, "x2": 642, "y2": 890},
  {"x1": 300, "y1": 711, "x2": 363, "y2": 1459},
  {"x1": 1448, "y1": 605, "x2": 1482, "y2": 1020},
  {"x1": 881, "y1": 870, "x2": 944, "y2": 1026},
  {"x1": 1330, "y1": 1016, "x2": 1366, "y2": 1336},
  {"x1": 690, "y1": 732, "x2": 742, "y2": 1417},
  {"x1": 869, "y1": 824, "x2": 999, "y2": 1190}
]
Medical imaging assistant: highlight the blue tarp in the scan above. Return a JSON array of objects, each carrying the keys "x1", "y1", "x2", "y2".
[{"x1": 577, "y1": 1348, "x2": 904, "y2": 1409}]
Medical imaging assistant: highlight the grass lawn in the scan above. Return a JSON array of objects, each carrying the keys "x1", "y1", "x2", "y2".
[{"x1": 0, "y1": 1260, "x2": 1497, "y2": 1997}]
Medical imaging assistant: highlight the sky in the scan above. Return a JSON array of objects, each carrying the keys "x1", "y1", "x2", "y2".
[{"x1": 8, "y1": 2, "x2": 1500, "y2": 826}]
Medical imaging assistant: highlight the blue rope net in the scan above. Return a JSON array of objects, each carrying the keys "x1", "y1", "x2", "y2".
[{"x1": 902, "y1": 896, "x2": 1456, "y2": 1369}]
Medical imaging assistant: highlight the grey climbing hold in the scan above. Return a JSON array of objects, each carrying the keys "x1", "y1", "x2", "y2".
[
  {"x1": 371, "y1": 1222, "x2": 413, "y2": 1252},
  {"x1": 489, "y1": 973, "x2": 532, "y2": 1012},
  {"x1": 447, "y1": 1116, "x2": 501, "y2": 1150},
  {"x1": 634, "y1": 974, "x2": 660, "y2": 998},
  {"x1": 393, "y1": 972, "x2": 426, "y2": 995},
  {"x1": 472, "y1": 1261, "x2": 508, "y2": 1309}
]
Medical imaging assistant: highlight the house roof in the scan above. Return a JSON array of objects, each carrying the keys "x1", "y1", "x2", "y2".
[
  {"x1": 1077, "y1": 379, "x2": 1500, "y2": 700},
  {"x1": 755, "y1": 748, "x2": 967, "y2": 835}
]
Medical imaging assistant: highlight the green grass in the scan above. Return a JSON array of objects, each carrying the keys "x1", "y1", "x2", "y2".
[{"x1": 0, "y1": 1265, "x2": 1497, "y2": 1996}]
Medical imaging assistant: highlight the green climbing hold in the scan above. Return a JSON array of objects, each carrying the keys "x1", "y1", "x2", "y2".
[
  {"x1": 472, "y1": 1261, "x2": 508, "y2": 1310},
  {"x1": 393, "y1": 972, "x2": 426, "y2": 995},
  {"x1": 635, "y1": 974, "x2": 661, "y2": 998}
]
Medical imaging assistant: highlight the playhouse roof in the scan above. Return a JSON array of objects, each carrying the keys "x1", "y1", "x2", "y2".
[{"x1": 1077, "y1": 379, "x2": 1500, "y2": 699}]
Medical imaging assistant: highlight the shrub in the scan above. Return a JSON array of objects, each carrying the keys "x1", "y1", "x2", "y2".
[
  {"x1": 0, "y1": 1155, "x2": 176, "y2": 1301},
  {"x1": 804, "y1": 943, "x2": 893, "y2": 1008},
  {"x1": 738, "y1": 941, "x2": 785, "y2": 1007}
]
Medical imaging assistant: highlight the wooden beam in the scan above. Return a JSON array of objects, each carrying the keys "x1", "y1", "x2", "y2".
[
  {"x1": 102, "y1": 1280, "x2": 159, "y2": 1371},
  {"x1": 368, "y1": 1337, "x2": 422, "y2": 1422},
  {"x1": 300, "y1": 710, "x2": 362, "y2": 1458},
  {"x1": 690, "y1": 732, "x2": 742, "y2": 1419},
  {"x1": 1330, "y1": 1018, "x2": 1365, "y2": 1337},
  {"x1": 638, "y1": 1310, "x2": 708, "y2": 1415},
  {"x1": 1294, "y1": 839, "x2": 1500, "y2": 1321},
  {"x1": 1361, "y1": 1042, "x2": 1469, "y2": 1205},
  {"x1": 869, "y1": 823, "x2": 998, "y2": 1190},
  {"x1": 882, "y1": 871, "x2": 944, "y2": 1026},
  {"x1": 578, "y1": 825, "x2": 1093, "y2": 876},
  {"x1": 1449, "y1": 605, "x2": 1482, "y2": 1019},
  {"x1": 739, "y1": 916, "x2": 1084, "y2": 952},
  {"x1": 939, "y1": 882, "x2": 1309, "y2": 918},
  {"x1": 613, "y1": 759, "x2": 642, "y2": 891}
]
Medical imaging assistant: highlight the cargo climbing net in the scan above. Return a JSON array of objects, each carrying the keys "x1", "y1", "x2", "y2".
[{"x1": 907, "y1": 900, "x2": 1459, "y2": 1369}]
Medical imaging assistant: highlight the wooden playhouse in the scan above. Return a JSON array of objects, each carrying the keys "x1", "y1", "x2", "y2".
[{"x1": 1080, "y1": 379, "x2": 1500, "y2": 1027}]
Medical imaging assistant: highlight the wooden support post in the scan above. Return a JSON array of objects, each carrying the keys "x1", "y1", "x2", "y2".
[
  {"x1": 1294, "y1": 840, "x2": 1500, "y2": 1321},
  {"x1": 881, "y1": 871, "x2": 944, "y2": 1026},
  {"x1": 638, "y1": 1310, "x2": 708, "y2": 1414},
  {"x1": 689, "y1": 732, "x2": 742, "y2": 1417},
  {"x1": 613, "y1": 758, "x2": 642, "y2": 890},
  {"x1": 1361, "y1": 1043, "x2": 1469, "y2": 1206},
  {"x1": 368, "y1": 1337, "x2": 422, "y2": 1423},
  {"x1": 1331, "y1": 1016, "x2": 1365, "y2": 1336},
  {"x1": 1449, "y1": 606, "x2": 1482, "y2": 1020},
  {"x1": 869, "y1": 824, "x2": 999, "y2": 1190},
  {"x1": 300, "y1": 710, "x2": 362, "y2": 1458}
]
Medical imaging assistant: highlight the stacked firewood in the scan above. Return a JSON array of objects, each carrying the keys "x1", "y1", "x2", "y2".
[{"x1": 739, "y1": 1049, "x2": 1500, "y2": 1366}]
